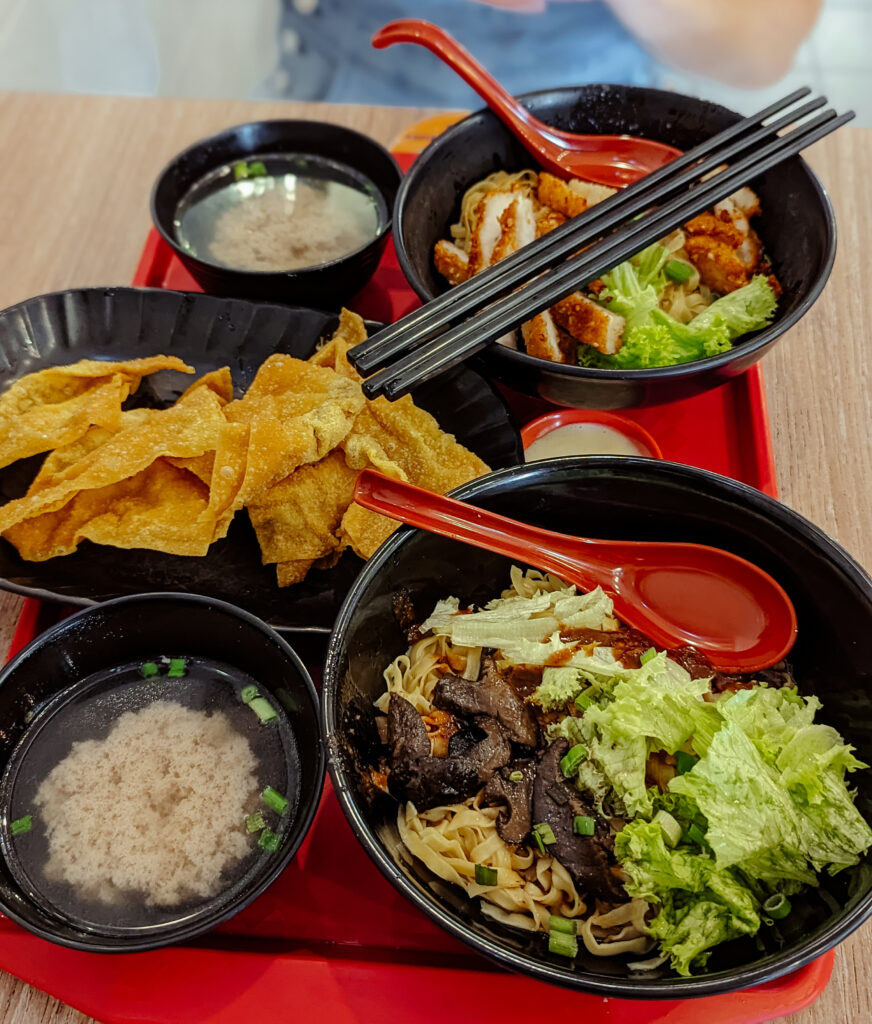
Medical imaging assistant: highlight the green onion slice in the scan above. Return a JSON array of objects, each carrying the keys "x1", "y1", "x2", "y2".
[
  {"x1": 10, "y1": 815, "x2": 31, "y2": 836},
  {"x1": 573, "y1": 815, "x2": 596, "y2": 836},
  {"x1": 474, "y1": 864, "x2": 498, "y2": 886},
  {"x1": 763, "y1": 893, "x2": 791, "y2": 919},
  {"x1": 654, "y1": 809, "x2": 682, "y2": 847},
  {"x1": 233, "y1": 161, "x2": 249, "y2": 180},
  {"x1": 548, "y1": 930, "x2": 578, "y2": 958},
  {"x1": 167, "y1": 657, "x2": 186, "y2": 678},
  {"x1": 665, "y1": 259, "x2": 694, "y2": 283},
  {"x1": 675, "y1": 750, "x2": 698, "y2": 774},
  {"x1": 686, "y1": 822, "x2": 707, "y2": 847},
  {"x1": 259, "y1": 828, "x2": 281, "y2": 852},
  {"x1": 574, "y1": 693, "x2": 594, "y2": 711},
  {"x1": 531, "y1": 830, "x2": 546, "y2": 854},
  {"x1": 245, "y1": 811, "x2": 267, "y2": 834},
  {"x1": 560, "y1": 743, "x2": 588, "y2": 778},
  {"x1": 247, "y1": 160, "x2": 268, "y2": 177},
  {"x1": 509, "y1": 770, "x2": 524, "y2": 782},
  {"x1": 549, "y1": 914, "x2": 577, "y2": 935},
  {"x1": 640, "y1": 647, "x2": 657, "y2": 665},
  {"x1": 140, "y1": 661, "x2": 159, "y2": 678},
  {"x1": 249, "y1": 697, "x2": 278, "y2": 724},
  {"x1": 262, "y1": 786, "x2": 289, "y2": 814},
  {"x1": 533, "y1": 822, "x2": 557, "y2": 846},
  {"x1": 240, "y1": 685, "x2": 258, "y2": 704}
]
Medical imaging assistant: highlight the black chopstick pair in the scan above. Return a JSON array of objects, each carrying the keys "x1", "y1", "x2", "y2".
[{"x1": 352, "y1": 90, "x2": 853, "y2": 400}]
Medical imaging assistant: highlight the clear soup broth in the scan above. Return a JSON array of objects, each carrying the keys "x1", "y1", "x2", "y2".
[
  {"x1": 0, "y1": 656, "x2": 300, "y2": 934},
  {"x1": 174, "y1": 152, "x2": 386, "y2": 273}
]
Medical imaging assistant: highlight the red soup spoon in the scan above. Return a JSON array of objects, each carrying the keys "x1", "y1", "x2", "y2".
[
  {"x1": 353, "y1": 469, "x2": 797, "y2": 673},
  {"x1": 371, "y1": 19, "x2": 681, "y2": 188}
]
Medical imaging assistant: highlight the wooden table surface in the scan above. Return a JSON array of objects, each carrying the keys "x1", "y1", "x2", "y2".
[{"x1": 0, "y1": 91, "x2": 868, "y2": 1024}]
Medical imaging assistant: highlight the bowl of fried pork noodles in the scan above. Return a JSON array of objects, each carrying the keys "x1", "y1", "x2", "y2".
[
  {"x1": 323, "y1": 458, "x2": 872, "y2": 998},
  {"x1": 392, "y1": 85, "x2": 835, "y2": 409}
]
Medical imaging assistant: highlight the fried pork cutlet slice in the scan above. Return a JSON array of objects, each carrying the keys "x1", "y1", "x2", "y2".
[
  {"x1": 490, "y1": 193, "x2": 537, "y2": 264},
  {"x1": 683, "y1": 186, "x2": 767, "y2": 294},
  {"x1": 467, "y1": 189, "x2": 518, "y2": 276},
  {"x1": 550, "y1": 293, "x2": 625, "y2": 356},
  {"x1": 433, "y1": 239, "x2": 470, "y2": 286},
  {"x1": 521, "y1": 311, "x2": 578, "y2": 364},
  {"x1": 536, "y1": 173, "x2": 617, "y2": 220}
]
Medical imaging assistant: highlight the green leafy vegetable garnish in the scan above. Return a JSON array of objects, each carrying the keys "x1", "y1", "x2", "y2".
[
  {"x1": 474, "y1": 864, "x2": 498, "y2": 886},
  {"x1": 167, "y1": 657, "x2": 186, "y2": 678},
  {"x1": 577, "y1": 242, "x2": 777, "y2": 370},
  {"x1": 140, "y1": 662, "x2": 159, "y2": 678},
  {"x1": 10, "y1": 815, "x2": 31, "y2": 836}
]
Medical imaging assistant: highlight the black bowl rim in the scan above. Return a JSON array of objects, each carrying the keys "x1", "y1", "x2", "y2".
[
  {"x1": 150, "y1": 118, "x2": 402, "y2": 279},
  {"x1": 393, "y1": 84, "x2": 837, "y2": 383},
  {"x1": 0, "y1": 590, "x2": 326, "y2": 953},
  {"x1": 323, "y1": 456, "x2": 872, "y2": 999}
]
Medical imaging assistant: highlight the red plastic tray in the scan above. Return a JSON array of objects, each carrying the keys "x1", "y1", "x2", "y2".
[{"x1": 0, "y1": 129, "x2": 831, "y2": 1024}]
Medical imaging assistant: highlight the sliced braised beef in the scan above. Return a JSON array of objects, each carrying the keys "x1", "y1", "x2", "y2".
[
  {"x1": 483, "y1": 761, "x2": 536, "y2": 844},
  {"x1": 386, "y1": 693, "x2": 511, "y2": 810},
  {"x1": 433, "y1": 655, "x2": 538, "y2": 746},
  {"x1": 532, "y1": 738, "x2": 625, "y2": 901}
]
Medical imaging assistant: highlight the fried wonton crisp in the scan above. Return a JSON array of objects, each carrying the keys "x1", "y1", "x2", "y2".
[
  {"x1": 224, "y1": 355, "x2": 364, "y2": 502},
  {"x1": 0, "y1": 355, "x2": 194, "y2": 469}
]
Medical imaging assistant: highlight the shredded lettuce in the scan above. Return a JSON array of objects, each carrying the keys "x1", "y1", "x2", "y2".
[
  {"x1": 419, "y1": 582, "x2": 614, "y2": 662},
  {"x1": 579, "y1": 270, "x2": 777, "y2": 370},
  {"x1": 616, "y1": 820, "x2": 760, "y2": 976}
]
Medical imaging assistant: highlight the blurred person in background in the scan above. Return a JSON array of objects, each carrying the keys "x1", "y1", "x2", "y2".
[{"x1": 266, "y1": 0, "x2": 823, "y2": 106}]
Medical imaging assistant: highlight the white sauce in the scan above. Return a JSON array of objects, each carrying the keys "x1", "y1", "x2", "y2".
[{"x1": 524, "y1": 422, "x2": 647, "y2": 461}]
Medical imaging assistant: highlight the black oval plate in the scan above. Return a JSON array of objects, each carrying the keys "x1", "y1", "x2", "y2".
[{"x1": 0, "y1": 287, "x2": 522, "y2": 632}]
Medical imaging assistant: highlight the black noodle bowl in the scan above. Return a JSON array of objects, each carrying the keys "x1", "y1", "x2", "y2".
[{"x1": 323, "y1": 458, "x2": 872, "y2": 998}]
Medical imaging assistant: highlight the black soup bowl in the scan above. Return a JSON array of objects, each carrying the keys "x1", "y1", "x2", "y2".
[
  {"x1": 394, "y1": 85, "x2": 835, "y2": 409},
  {"x1": 323, "y1": 458, "x2": 872, "y2": 998},
  {"x1": 0, "y1": 593, "x2": 324, "y2": 951},
  {"x1": 152, "y1": 120, "x2": 401, "y2": 308}
]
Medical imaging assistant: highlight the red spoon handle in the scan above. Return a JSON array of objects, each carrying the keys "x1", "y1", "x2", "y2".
[
  {"x1": 372, "y1": 20, "x2": 561, "y2": 156},
  {"x1": 354, "y1": 468, "x2": 604, "y2": 589}
]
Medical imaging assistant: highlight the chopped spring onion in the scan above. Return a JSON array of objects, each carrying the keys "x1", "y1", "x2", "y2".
[
  {"x1": 245, "y1": 811, "x2": 267, "y2": 833},
  {"x1": 509, "y1": 770, "x2": 524, "y2": 782},
  {"x1": 262, "y1": 786, "x2": 289, "y2": 814},
  {"x1": 233, "y1": 161, "x2": 249, "y2": 180},
  {"x1": 240, "y1": 685, "x2": 259, "y2": 704},
  {"x1": 532, "y1": 830, "x2": 546, "y2": 854},
  {"x1": 675, "y1": 750, "x2": 698, "y2": 774},
  {"x1": 10, "y1": 815, "x2": 31, "y2": 836},
  {"x1": 640, "y1": 647, "x2": 657, "y2": 665},
  {"x1": 140, "y1": 662, "x2": 159, "y2": 678},
  {"x1": 475, "y1": 864, "x2": 498, "y2": 886},
  {"x1": 685, "y1": 822, "x2": 707, "y2": 847},
  {"x1": 573, "y1": 815, "x2": 596, "y2": 836},
  {"x1": 249, "y1": 697, "x2": 278, "y2": 724},
  {"x1": 259, "y1": 828, "x2": 281, "y2": 852},
  {"x1": 763, "y1": 893, "x2": 792, "y2": 919},
  {"x1": 549, "y1": 914, "x2": 577, "y2": 935},
  {"x1": 247, "y1": 161, "x2": 268, "y2": 177},
  {"x1": 560, "y1": 743, "x2": 588, "y2": 778},
  {"x1": 665, "y1": 259, "x2": 694, "y2": 283},
  {"x1": 548, "y1": 930, "x2": 578, "y2": 958},
  {"x1": 167, "y1": 657, "x2": 186, "y2": 678},
  {"x1": 533, "y1": 822, "x2": 557, "y2": 846},
  {"x1": 654, "y1": 809, "x2": 682, "y2": 847},
  {"x1": 574, "y1": 693, "x2": 594, "y2": 711}
]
